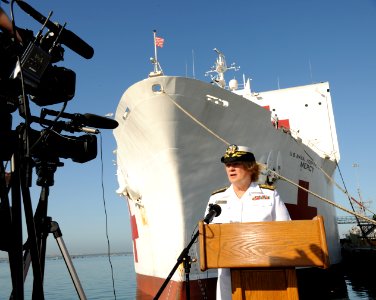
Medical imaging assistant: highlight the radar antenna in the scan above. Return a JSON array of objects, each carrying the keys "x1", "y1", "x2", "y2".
[{"x1": 205, "y1": 48, "x2": 239, "y2": 88}]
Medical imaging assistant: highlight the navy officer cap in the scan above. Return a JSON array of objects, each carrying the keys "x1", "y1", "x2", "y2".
[{"x1": 221, "y1": 144, "x2": 256, "y2": 163}]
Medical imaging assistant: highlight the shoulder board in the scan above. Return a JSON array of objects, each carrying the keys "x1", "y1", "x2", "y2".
[
  {"x1": 259, "y1": 184, "x2": 275, "y2": 191},
  {"x1": 211, "y1": 187, "x2": 228, "y2": 195}
]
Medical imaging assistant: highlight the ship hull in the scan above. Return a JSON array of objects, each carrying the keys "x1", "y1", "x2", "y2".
[{"x1": 114, "y1": 76, "x2": 341, "y2": 299}]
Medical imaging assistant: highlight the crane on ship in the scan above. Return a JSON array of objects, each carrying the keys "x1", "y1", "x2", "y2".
[{"x1": 337, "y1": 163, "x2": 376, "y2": 239}]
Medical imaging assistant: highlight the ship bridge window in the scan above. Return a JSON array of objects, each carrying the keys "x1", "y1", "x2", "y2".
[
  {"x1": 152, "y1": 84, "x2": 163, "y2": 93},
  {"x1": 206, "y1": 94, "x2": 229, "y2": 107}
]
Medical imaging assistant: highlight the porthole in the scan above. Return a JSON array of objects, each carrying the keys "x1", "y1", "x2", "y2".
[{"x1": 152, "y1": 84, "x2": 163, "y2": 93}]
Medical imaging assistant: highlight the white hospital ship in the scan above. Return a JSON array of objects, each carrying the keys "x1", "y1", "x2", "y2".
[{"x1": 113, "y1": 48, "x2": 341, "y2": 299}]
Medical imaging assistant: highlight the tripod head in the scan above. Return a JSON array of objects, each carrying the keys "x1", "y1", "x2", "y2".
[{"x1": 34, "y1": 157, "x2": 63, "y2": 187}]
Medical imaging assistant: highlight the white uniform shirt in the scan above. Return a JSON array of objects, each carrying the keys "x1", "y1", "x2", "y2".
[{"x1": 205, "y1": 182, "x2": 291, "y2": 300}]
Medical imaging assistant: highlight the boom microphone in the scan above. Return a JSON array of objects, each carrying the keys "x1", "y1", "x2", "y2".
[
  {"x1": 16, "y1": 0, "x2": 94, "y2": 59},
  {"x1": 82, "y1": 113, "x2": 119, "y2": 129},
  {"x1": 204, "y1": 204, "x2": 222, "y2": 224}
]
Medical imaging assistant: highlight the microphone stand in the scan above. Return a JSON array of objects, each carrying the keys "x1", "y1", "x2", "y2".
[
  {"x1": 153, "y1": 230, "x2": 199, "y2": 300},
  {"x1": 153, "y1": 205, "x2": 221, "y2": 299}
]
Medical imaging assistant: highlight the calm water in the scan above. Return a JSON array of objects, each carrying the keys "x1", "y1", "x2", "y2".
[
  {"x1": 0, "y1": 254, "x2": 136, "y2": 299},
  {"x1": 0, "y1": 254, "x2": 375, "y2": 299}
]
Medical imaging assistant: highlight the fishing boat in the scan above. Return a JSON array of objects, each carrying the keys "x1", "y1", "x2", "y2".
[{"x1": 113, "y1": 46, "x2": 342, "y2": 299}]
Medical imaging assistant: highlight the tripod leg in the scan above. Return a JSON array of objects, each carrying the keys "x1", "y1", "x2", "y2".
[
  {"x1": 21, "y1": 179, "x2": 45, "y2": 300},
  {"x1": 9, "y1": 187, "x2": 52, "y2": 299},
  {"x1": 34, "y1": 186, "x2": 51, "y2": 276},
  {"x1": 50, "y1": 221, "x2": 87, "y2": 300},
  {"x1": 1, "y1": 161, "x2": 24, "y2": 300}
]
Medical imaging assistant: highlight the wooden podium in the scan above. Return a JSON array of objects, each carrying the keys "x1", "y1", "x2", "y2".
[{"x1": 198, "y1": 216, "x2": 330, "y2": 300}]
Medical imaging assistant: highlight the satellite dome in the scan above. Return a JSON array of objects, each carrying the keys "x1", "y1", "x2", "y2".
[{"x1": 229, "y1": 79, "x2": 238, "y2": 91}]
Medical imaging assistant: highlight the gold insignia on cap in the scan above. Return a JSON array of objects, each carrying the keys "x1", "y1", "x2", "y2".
[
  {"x1": 223, "y1": 144, "x2": 239, "y2": 158},
  {"x1": 221, "y1": 144, "x2": 256, "y2": 163}
]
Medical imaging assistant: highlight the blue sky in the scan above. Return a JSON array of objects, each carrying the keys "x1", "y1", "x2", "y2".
[{"x1": 2, "y1": 0, "x2": 376, "y2": 257}]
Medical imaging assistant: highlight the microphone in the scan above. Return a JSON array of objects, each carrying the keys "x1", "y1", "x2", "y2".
[
  {"x1": 204, "y1": 204, "x2": 222, "y2": 224},
  {"x1": 16, "y1": 0, "x2": 94, "y2": 59},
  {"x1": 41, "y1": 109, "x2": 119, "y2": 129},
  {"x1": 31, "y1": 116, "x2": 99, "y2": 134},
  {"x1": 81, "y1": 113, "x2": 119, "y2": 129}
]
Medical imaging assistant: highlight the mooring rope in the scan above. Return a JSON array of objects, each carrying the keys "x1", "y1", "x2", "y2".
[
  {"x1": 164, "y1": 93, "x2": 231, "y2": 146},
  {"x1": 164, "y1": 91, "x2": 376, "y2": 225},
  {"x1": 267, "y1": 167, "x2": 376, "y2": 225},
  {"x1": 285, "y1": 132, "x2": 376, "y2": 220}
]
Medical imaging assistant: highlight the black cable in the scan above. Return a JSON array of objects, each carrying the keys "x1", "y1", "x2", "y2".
[
  {"x1": 99, "y1": 132, "x2": 117, "y2": 299},
  {"x1": 9, "y1": 0, "x2": 17, "y2": 45},
  {"x1": 10, "y1": 0, "x2": 35, "y2": 190},
  {"x1": 334, "y1": 160, "x2": 357, "y2": 214},
  {"x1": 301, "y1": 148, "x2": 369, "y2": 239},
  {"x1": 29, "y1": 102, "x2": 69, "y2": 153}
]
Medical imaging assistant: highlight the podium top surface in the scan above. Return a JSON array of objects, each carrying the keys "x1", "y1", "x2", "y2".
[{"x1": 199, "y1": 217, "x2": 330, "y2": 271}]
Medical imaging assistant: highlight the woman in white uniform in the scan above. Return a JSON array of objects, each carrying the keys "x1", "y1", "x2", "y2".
[{"x1": 205, "y1": 144, "x2": 291, "y2": 300}]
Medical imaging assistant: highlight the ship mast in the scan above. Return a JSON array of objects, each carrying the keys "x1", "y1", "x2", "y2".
[{"x1": 205, "y1": 48, "x2": 239, "y2": 88}]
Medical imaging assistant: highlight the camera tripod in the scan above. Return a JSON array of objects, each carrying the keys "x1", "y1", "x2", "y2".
[{"x1": 1, "y1": 136, "x2": 87, "y2": 300}]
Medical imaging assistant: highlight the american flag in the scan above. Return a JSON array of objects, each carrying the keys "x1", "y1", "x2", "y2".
[{"x1": 155, "y1": 36, "x2": 164, "y2": 48}]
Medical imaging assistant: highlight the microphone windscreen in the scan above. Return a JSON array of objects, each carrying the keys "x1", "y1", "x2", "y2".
[{"x1": 83, "y1": 113, "x2": 119, "y2": 129}]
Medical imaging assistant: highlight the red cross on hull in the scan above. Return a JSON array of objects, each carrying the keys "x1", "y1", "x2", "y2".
[{"x1": 285, "y1": 180, "x2": 318, "y2": 220}]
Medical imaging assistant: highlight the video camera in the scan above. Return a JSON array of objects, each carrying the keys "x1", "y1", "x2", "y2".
[
  {"x1": 0, "y1": 0, "x2": 117, "y2": 164},
  {"x1": 0, "y1": 3, "x2": 119, "y2": 298}
]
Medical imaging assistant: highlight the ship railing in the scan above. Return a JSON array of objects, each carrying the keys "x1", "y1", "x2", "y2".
[{"x1": 337, "y1": 215, "x2": 375, "y2": 224}]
